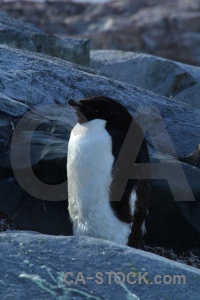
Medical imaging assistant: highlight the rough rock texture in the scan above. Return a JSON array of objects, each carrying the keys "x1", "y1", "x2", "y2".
[
  {"x1": 0, "y1": 212, "x2": 16, "y2": 231},
  {"x1": 0, "y1": 44, "x2": 199, "y2": 161},
  {"x1": 0, "y1": 44, "x2": 199, "y2": 157},
  {"x1": 0, "y1": 98, "x2": 73, "y2": 235},
  {"x1": 0, "y1": 232, "x2": 200, "y2": 300},
  {"x1": 146, "y1": 154, "x2": 200, "y2": 254},
  {"x1": 90, "y1": 50, "x2": 200, "y2": 109},
  {"x1": 180, "y1": 145, "x2": 200, "y2": 168},
  {"x1": 1, "y1": 0, "x2": 200, "y2": 66},
  {"x1": 0, "y1": 42, "x2": 200, "y2": 253},
  {"x1": 0, "y1": 12, "x2": 90, "y2": 65}
]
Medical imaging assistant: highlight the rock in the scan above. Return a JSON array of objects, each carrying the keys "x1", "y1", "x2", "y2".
[
  {"x1": 90, "y1": 50, "x2": 200, "y2": 109},
  {"x1": 60, "y1": 37, "x2": 90, "y2": 66},
  {"x1": 0, "y1": 178, "x2": 23, "y2": 217},
  {"x1": 0, "y1": 108, "x2": 73, "y2": 235},
  {"x1": 0, "y1": 12, "x2": 90, "y2": 65},
  {"x1": 13, "y1": 195, "x2": 73, "y2": 236},
  {"x1": 174, "y1": 83, "x2": 200, "y2": 109},
  {"x1": 0, "y1": 91, "x2": 29, "y2": 117},
  {"x1": 145, "y1": 154, "x2": 200, "y2": 253},
  {"x1": 180, "y1": 145, "x2": 200, "y2": 168},
  {"x1": 0, "y1": 232, "x2": 200, "y2": 300},
  {"x1": 1, "y1": 0, "x2": 200, "y2": 66},
  {"x1": 0, "y1": 44, "x2": 199, "y2": 157},
  {"x1": 0, "y1": 41, "x2": 200, "y2": 252},
  {"x1": 0, "y1": 212, "x2": 16, "y2": 231}
]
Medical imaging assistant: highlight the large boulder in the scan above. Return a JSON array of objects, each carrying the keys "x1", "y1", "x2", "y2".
[
  {"x1": 146, "y1": 154, "x2": 200, "y2": 254},
  {"x1": 90, "y1": 50, "x2": 200, "y2": 110},
  {"x1": 1, "y1": 0, "x2": 200, "y2": 66},
  {"x1": 0, "y1": 12, "x2": 90, "y2": 66},
  {"x1": 0, "y1": 44, "x2": 199, "y2": 157},
  {"x1": 0, "y1": 89, "x2": 73, "y2": 235},
  {"x1": 0, "y1": 232, "x2": 200, "y2": 300},
  {"x1": 0, "y1": 42, "x2": 200, "y2": 253}
]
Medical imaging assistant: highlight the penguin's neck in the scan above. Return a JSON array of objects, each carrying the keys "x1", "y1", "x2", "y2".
[{"x1": 67, "y1": 119, "x2": 132, "y2": 245}]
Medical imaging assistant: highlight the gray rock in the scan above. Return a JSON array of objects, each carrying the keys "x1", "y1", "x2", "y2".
[
  {"x1": 0, "y1": 177, "x2": 23, "y2": 218},
  {"x1": 146, "y1": 154, "x2": 200, "y2": 252},
  {"x1": 174, "y1": 83, "x2": 200, "y2": 109},
  {"x1": 2, "y1": 0, "x2": 200, "y2": 66},
  {"x1": 9, "y1": 110, "x2": 72, "y2": 169},
  {"x1": 0, "y1": 232, "x2": 199, "y2": 300},
  {"x1": 13, "y1": 194, "x2": 72, "y2": 236},
  {"x1": 0, "y1": 12, "x2": 90, "y2": 66},
  {"x1": 0, "y1": 105, "x2": 73, "y2": 235},
  {"x1": 0, "y1": 92, "x2": 29, "y2": 117},
  {"x1": 0, "y1": 212, "x2": 16, "y2": 231},
  {"x1": 0, "y1": 44, "x2": 199, "y2": 157},
  {"x1": 90, "y1": 50, "x2": 200, "y2": 109}
]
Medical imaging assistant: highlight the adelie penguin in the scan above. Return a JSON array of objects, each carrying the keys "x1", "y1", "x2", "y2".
[{"x1": 67, "y1": 96, "x2": 151, "y2": 248}]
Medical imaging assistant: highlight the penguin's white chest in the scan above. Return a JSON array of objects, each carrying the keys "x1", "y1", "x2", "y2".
[{"x1": 67, "y1": 119, "x2": 132, "y2": 245}]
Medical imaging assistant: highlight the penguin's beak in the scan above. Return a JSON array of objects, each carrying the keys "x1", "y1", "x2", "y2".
[
  {"x1": 68, "y1": 100, "x2": 82, "y2": 111},
  {"x1": 68, "y1": 99, "x2": 88, "y2": 123}
]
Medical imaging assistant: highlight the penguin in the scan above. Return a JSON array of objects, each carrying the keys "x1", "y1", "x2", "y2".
[{"x1": 67, "y1": 96, "x2": 151, "y2": 248}]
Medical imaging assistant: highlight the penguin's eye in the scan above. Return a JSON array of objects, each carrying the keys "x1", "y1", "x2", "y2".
[
  {"x1": 94, "y1": 106, "x2": 103, "y2": 113},
  {"x1": 94, "y1": 102, "x2": 104, "y2": 113}
]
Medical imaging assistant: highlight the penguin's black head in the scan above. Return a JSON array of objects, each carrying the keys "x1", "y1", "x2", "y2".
[{"x1": 68, "y1": 96, "x2": 132, "y2": 126}]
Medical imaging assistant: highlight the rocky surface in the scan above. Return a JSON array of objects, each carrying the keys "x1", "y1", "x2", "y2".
[
  {"x1": 0, "y1": 13, "x2": 200, "y2": 258},
  {"x1": 90, "y1": 50, "x2": 200, "y2": 110},
  {"x1": 180, "y1": 145, "x2": 200, "y2": 168},
  {"x1": 147, "y1": 154, "x2": 200, "y2": 255},
  {"x1": 0, "y1": 12, "x2": 90, "y2": 65},
  {"x1": 0, "y1": 42, "x2": 200, "y2": 253},
  {"x1": 0, "y1": 44, "x2": 199, "y2": 157},
  {"x1": 0, "y1": 232, "x2": 200, "y2": 300},
  {"x1": 0, "y1": 212, "x2": 16, "y2": 231},
  {"x1": 1, "y1": 0, "x2": 200, "y2": 66}
]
